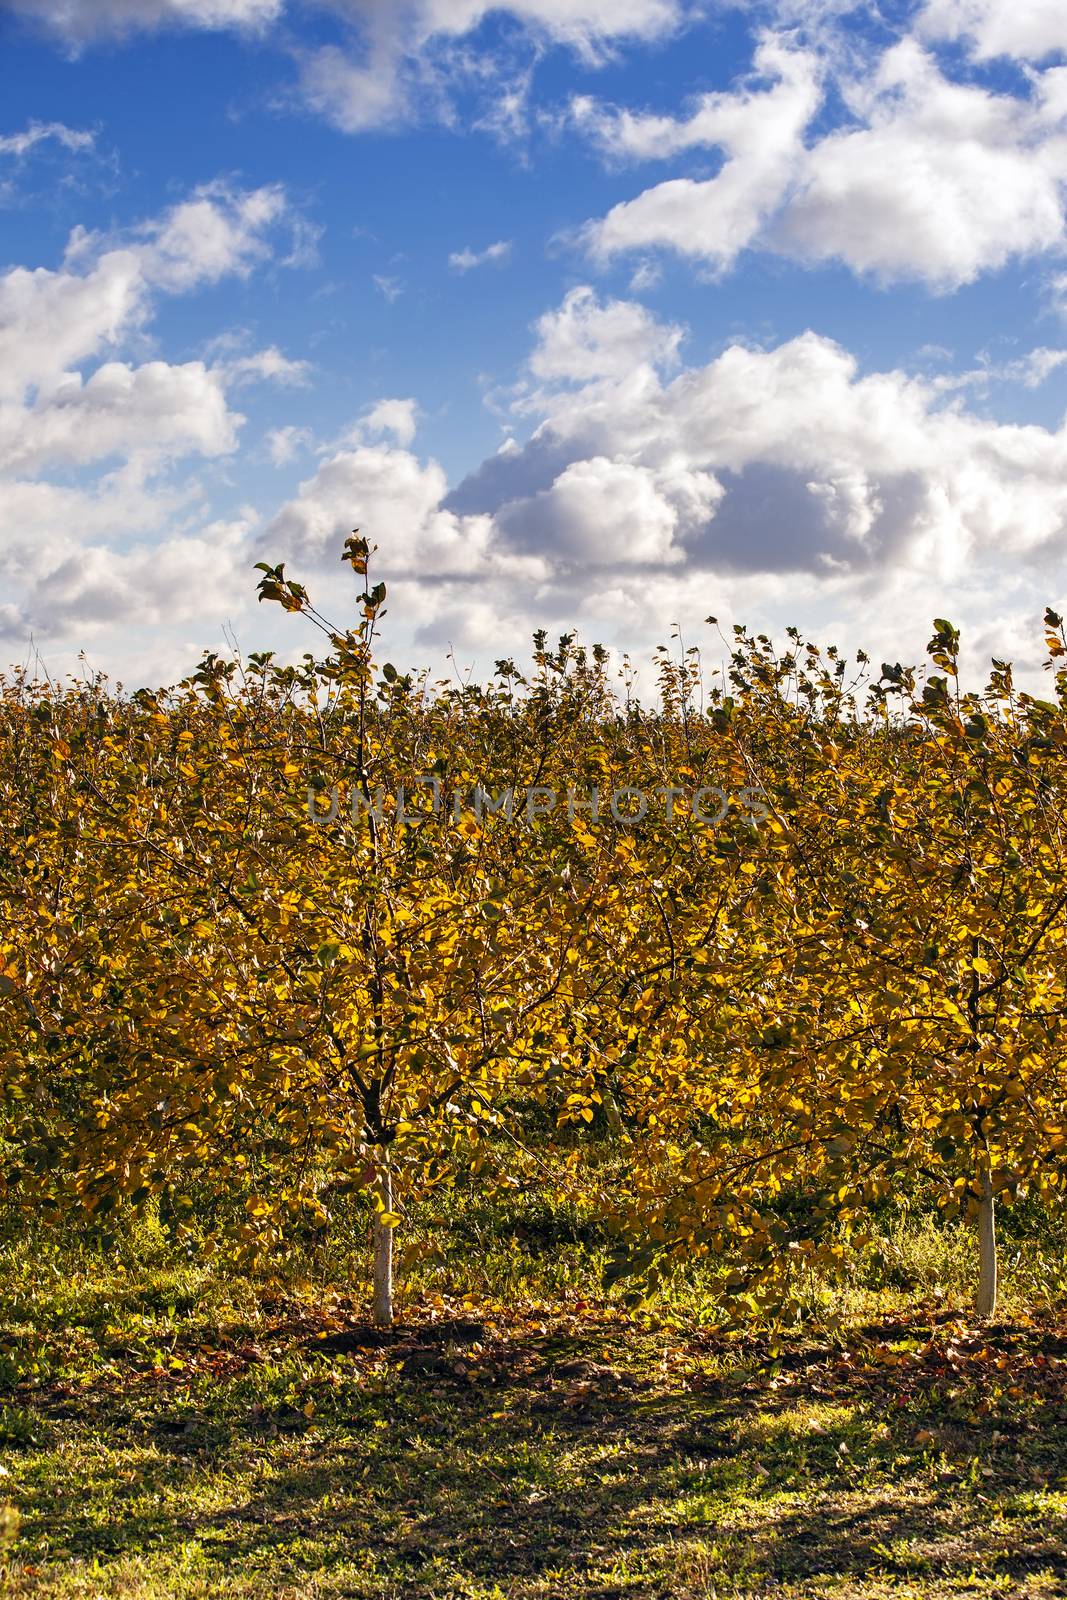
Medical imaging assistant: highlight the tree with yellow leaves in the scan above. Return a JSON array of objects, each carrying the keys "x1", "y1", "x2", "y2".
[{"x1": 609, "y1": 618, "x2": 1067, "y2": 1319}]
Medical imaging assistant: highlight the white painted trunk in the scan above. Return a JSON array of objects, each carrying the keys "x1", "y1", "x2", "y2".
[
  {"x1": 371, "y1": 1161, "x2": 394, "y2": 1328},
  {"x1": 976, "y1": 1177, "x2": 997, "y2": 1321}
]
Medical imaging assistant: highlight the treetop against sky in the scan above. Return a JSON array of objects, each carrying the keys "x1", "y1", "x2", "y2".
[{"x1": 1, "y1": 0, "x2": 1067, "y2": 687}]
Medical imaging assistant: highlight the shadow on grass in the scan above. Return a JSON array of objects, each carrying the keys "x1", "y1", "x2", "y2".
[{"x1": 11, "y1": 1307, "x2": 1067, "y2": 1597}]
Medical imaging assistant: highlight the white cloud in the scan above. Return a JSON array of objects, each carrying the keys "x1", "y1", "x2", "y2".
[
  {"x1": 441, "y1": 289, "x2": 1067, "y2": 610},
  {"x1": 373, "y1": 274, "x2": 404, "y2": 302},
  {"x1": 137, "y1": 182, "x2": 288, "y2": 291},
  {"x1": 7, "y1": 0, "x2": 690, "y2": 54},
  {"x1": 0, "y1": 360, "x2": 239, "y2": 475},
  {"x1": 0, "y1": 121, "x2": 95, "y2": 157},
  {"x1": 472, "y1": 65, "x2": 537, "y2": 143},
  {"x1": 577, "y1": 31, "x2": 1067, "y2": 289},
  {"x1": 3, "y1": 0, "x2": 699, "y2": 146},
  {"x1": 218, "y1": 347, "x2": 312, "y2": 388},
  {"x1": 413, "y1": 0, "x2": 689, "y2": 51},
  {"x1": 496, "y1": 456, "x2": 703, "y2": 564},
  {"x1": 0, "y1": 467, "x2": 195, "y2": 587},
  {"x1": 911, "y1": 343, "x2": 1067, "y2": 397},
  {"x1": 0, "y1": 0, "x2": 283, "y2": 45},
  {"x1": 0, "y1": 247, "x2": 146, "y2": 405},
  {"x1": 0, "y1": 185, "x2": 294, "y2": 653},
  {"x1": 362, "y1": 398, "x2": 420, "y2": 447},
  {"x1": 8, "y1": 518, "x2": 255, "y2": 641},
  {"x1": 918, "y1": 0, "x2": 1067, "y2": 62},
  {"x1": 777, "y1": 39, "x2": 1067, "y2": 287},
  {"x1": 10, "y1": 266, "x2": 1067, "y2": 683},
  {"x1": 449, "y1": 239, "x2": 512, "y2": 272},
  {"x1": 297, "y1": 0, "x2": 692, "y2": 134},
  {"x1": 526, "y1": 284, "x2": 683, "y2": 383},
  {"x1": 1018, "y1": 348, "x2": 1067, "y2": 385},
  {"x1": 572, "y1": 34, "x2": 816, "y2": 164},
  {"x1": 264, "y1": 443, "x2": 508, "y2": 580},
  {"x1": 296, "y1": 40, "x2": 414, "y2": 135},
  {"x1": 249, "y1": 288, "x2": 1067, "y2": 690},
  {"x1": 0, "y1": 183, "x2": 289, "y2": 410},
  {"x1": 578, "y1": 35, "x2": 822, "y2": 273},
  {"x1": 629, "y1": 260, "x2": 663, "y2": 292},
  {"x1": 266, "y1": 425, "x2": 313, "y2": 466}
]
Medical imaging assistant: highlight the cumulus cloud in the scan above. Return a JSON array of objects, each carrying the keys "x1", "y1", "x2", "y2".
[
  {"x1": 0, "y1": 185, "x2": 300, "y2": 653},
  {"x1": 0, "y1": 183, "x2": 290, "y2": 407},
  {"x1": 578, "y1": 35, "x2": 822, "y2": 273},
  {"x1": 917, "y1": 0, "x2": 1067, "y2": 62},
  {"x1": 361, "y1": 398, "x2": 420, "y2": 447},
  {"x1": 577, "y1": 29, "x2": 1067, "y2": 289},
  {"x1": 477, "y1": 297, "x2": 1067, "y2": 581},
  {"x1": 250, "y1": 287, "x2": 1067, "y2": 687},
  {"x1": 572, "y1": 33, "x2": 817, "y2": 164},
  {"x1": 526, "y1": 284, "x2": 683, "y2": 383},
  {"x1": 7, "y1": 519, "x2": 256, "y2": 642},
  {"x1": 296, "y1": 40, "x2": 415, "y2": 136},
  {"x1": 9, "y1": 270, "x2": 1067, "y2": 682},
  {"x1": 264, "y1": 443, "x2": 507, "y2": 580},
  {"x1": 0, "y1": 361, "x2": 239, "y2": 476},
  {"x1": 777, "y1": 39, "x2": 1067, "y2": 287},
  {"x1": 136, "y1": 182, "x2": 288, "y2": 291},
  {"x1": 495, "y1": 456, "x2": 707, "y2": 565}
]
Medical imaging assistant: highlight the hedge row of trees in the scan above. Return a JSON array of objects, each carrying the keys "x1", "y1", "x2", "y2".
[{"x1": 2, "y1": 538, "x2": 1066, "y2": 1323}]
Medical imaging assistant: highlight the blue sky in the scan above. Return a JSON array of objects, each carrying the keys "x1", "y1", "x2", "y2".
[{"x1": 2, "y1": 0, "x2": 1067, "y2": 688}]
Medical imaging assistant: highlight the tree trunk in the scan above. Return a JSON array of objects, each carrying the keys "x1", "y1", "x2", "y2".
[
  {"x1": 371, "y1": 1160, "x2": 394, "y2": 1328},
  {"x1": 976, "y1": 1175, "x2": 997, "y2": 1320}
]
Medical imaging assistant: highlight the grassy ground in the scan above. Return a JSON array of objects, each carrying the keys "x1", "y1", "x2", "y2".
[{"x1": 1, "y1": 1193, "x2": 1066, "y2": 1598}]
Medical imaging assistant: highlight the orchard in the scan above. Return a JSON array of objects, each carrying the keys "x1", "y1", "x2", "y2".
[{"x1": 2, "y1": 544, "x2": 1067, "y2": 1598}]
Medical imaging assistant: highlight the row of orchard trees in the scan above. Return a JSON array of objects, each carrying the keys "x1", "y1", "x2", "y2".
[
  {"x1": 2, "y1": 539, "x2": 1067, "y2": 1323},
  {"x1": 609, "y1": 619, "x2": 1067, "y2": 1320}
]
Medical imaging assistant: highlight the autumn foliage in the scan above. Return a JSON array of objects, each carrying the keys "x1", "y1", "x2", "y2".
[{"x1": 2, "y1": 541, "x2": 1067, "y2": 1325}]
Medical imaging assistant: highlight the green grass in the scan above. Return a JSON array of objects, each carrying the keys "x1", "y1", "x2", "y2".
[{"x1": 2, "y1": 1187, "x2": 1067, "y2": 1598}]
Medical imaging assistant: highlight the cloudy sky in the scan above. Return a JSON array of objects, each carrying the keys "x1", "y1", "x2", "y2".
[{"x1": 2, "y1": 0, "x2": 1067, "y2": 688}]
